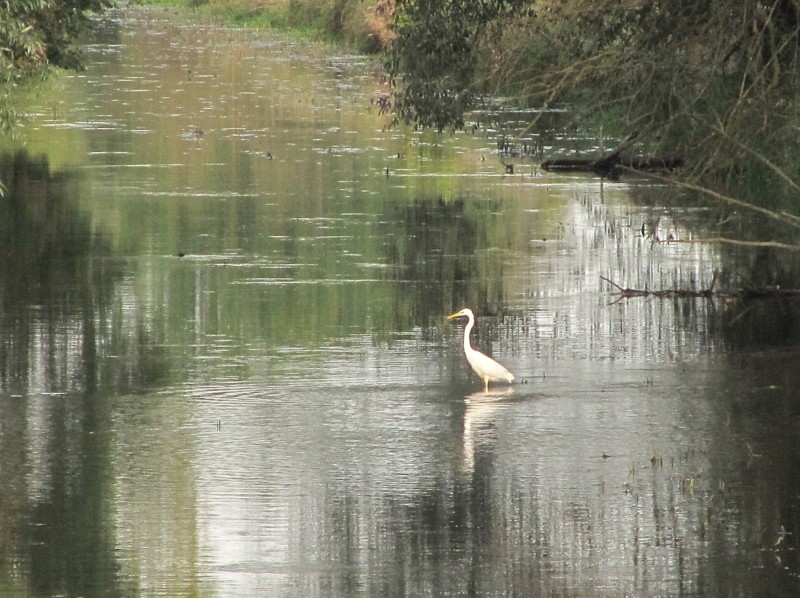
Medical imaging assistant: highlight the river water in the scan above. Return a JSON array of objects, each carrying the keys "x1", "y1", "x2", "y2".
[{"x1": 1, "y1": 7, "x2": 799, "y2": 597}]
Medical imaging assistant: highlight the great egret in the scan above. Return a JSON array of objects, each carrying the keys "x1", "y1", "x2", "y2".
[{"x1": 447, "y1": 308, "x2": 515, "y2": 391}]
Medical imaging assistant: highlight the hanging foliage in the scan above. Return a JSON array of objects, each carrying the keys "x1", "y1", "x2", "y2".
[
  {"x1": 0, "y1": 0, "x2": 112, "y2": 132},
  {"x1": 384, "y1": 0, "x2": 530, "y2": 131}
]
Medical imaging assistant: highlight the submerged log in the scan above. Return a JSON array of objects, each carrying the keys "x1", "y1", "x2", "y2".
[
  {"x1": 541, "y1": 156, "x2": 684, "y2": 175},
  {"x1": 541, "y1": 131, "x2": 684, "y2": 176}
]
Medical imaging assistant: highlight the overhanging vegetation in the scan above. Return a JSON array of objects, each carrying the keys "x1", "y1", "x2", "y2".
[{"x1": 385, "y1": 1, "x2": 800, "y2": 246}]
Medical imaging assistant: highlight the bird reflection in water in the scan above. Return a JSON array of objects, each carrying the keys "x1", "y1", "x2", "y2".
[{"x1": 462, "y1": 387, "x2": 515, "y2": 474}]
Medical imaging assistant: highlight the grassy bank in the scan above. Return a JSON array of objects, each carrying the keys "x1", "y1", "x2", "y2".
[{"x1": 136, "y1": 0, "x2": 394, "y2": 52}]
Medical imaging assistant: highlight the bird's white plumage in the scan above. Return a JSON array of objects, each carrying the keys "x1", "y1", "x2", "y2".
[{"x1": 447, "y1": 308, "x2": 514, "y2": 391}]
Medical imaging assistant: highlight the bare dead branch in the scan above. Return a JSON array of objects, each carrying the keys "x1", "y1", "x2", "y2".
[{"x1": 602, "y1": 273, "x2": 800, "y2": 301}]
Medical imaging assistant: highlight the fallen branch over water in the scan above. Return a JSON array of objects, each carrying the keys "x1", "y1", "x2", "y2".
[
  {"x1": 601, "y1": 274, "x2": 717, "y2": 299},
  {"x1": 601, "y1": 273, "x2": 800, "y2": 301}
]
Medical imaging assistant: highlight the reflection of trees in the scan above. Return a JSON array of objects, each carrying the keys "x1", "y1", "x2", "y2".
[
  {"x1": 0, "y1": 150, "x2": 109, "y2": 386},
  {"x1": 285, "y1": 372, "x2": 800, "y2": 596},
  {"x1": 0, "y1": 149, "x2": 145, "y2": 596},
  {"x1": 627, "y1": 184, "x2": 800, "y2": 348},
  {"x1": 713, "y1": 242, "x2": 800, "y2": 348},
  {"x1": 382, "y1": 197, "x2": 514, "y2": 334},
  {"x1": 0, "y1": 150, "x2": 172, "y2": 392},
  {"x1": 696, "y1": 352, "x2": 800, "y2": 595},
  {"x1": 25, "y1": 398, "x2": 120, "y2": 597},
  {"x1": 294, "y1": 473, "x2": 526, "y2": 596}
]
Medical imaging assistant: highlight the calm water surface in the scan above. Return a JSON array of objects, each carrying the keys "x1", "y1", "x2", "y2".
[{"x1": 1, "y1": 7, "x2": 799, "y2": 597}]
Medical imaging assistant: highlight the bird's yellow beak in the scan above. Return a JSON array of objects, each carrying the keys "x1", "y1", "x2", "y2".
[{"x1": 447, "y1": 310, "x2": 463, "y2": 320}]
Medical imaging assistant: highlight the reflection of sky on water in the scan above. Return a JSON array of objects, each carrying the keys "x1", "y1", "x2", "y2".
[{"x1": 162, "y1": 333, "x2": 733, "y2": 596}]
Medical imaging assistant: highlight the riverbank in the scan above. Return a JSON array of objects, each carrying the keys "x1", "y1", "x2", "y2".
[{"x1": 137, "y1": 0, "x2": 394, "y2": 52}]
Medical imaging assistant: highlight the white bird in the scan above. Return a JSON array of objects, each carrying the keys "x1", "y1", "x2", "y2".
[{"x1": 447, "y1": 308, "x2": 515, "y2": 391}]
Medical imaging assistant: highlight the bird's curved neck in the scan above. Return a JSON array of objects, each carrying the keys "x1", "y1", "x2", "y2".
[{"x1": 462, "y1": 317, "x2": 474, "y2": 352}]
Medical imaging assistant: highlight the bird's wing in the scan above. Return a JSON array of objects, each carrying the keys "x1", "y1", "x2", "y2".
[{"x1": 467, "y1": 348, "x2": 514, "y2": 381}]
